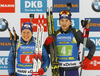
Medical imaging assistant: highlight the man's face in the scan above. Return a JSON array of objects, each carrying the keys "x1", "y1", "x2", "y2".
[
  {"x1": 21, "y1": 29, "x2": 32, "y2": 42},
  {"x1": 60, "y1": 18, "x2": 71, "y2": 31}
]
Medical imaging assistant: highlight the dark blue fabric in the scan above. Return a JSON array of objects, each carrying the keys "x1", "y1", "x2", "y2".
[
  {"x1": 21, "y1": 22, "x2": 33, "y2": 32},
  {"x1": 60, "y1": 70, "x2": 79, "y2": 76},
  {"x1": 59, "y1": 14, "x2": 71, "y2": 20}
]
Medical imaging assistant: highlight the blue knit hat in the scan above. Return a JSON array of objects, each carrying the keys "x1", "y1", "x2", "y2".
[
  {"x1": 59, "y1": 10, "x2": 71, "y2": 20},
  {"x1": 21, "y1": 22, "x2": 33, "y2": 33}
]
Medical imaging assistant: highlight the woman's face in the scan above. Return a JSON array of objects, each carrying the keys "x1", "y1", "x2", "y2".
[{"x1": 21, "y1": 29, "x2": 32, "y2": 42}]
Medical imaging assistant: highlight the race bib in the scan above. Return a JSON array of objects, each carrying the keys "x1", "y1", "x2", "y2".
[
  {"x1": 20, "y1": 55, "x2": 34, "y2": 63},
  {"x1": 57, "y1": 45, "x2": 73, "y2": 56}
]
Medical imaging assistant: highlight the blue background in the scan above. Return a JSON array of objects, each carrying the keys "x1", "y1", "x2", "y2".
[
  {"x1": 53, "y1": 18, "x2": 79, "y2": 30},
  {"x1": 0, "y1": 37, "x2": 13, "y2": 51},
  {"x1": 21, "y1": 0, "x2": 47, "y2": 13},
  {"x1": 85, "y1": 18, "x2": 100, "y2": 31},
  {"x1": 53, "y1": 0, "x2": 79, "y2": 12},
  {"x1": 0, "y1": 56, "x2": 8, "y2": 70},
  {"x1": 85, "y1": 37, "x2": 100, "y2": 51}
]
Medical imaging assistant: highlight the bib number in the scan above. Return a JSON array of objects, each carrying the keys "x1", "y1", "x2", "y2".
[
  {"x1": 20, "y1": 55, "x2": 34, "y2": 63},
  {"x1": 57, "y1": 45, "x2": 72, "y2": 56},
  {"x1": 61, "y1": 47, "x2": 66, "y2": 55},
  {"x1": 25, "y1": 55, "x2": 30, "y2": 62}
]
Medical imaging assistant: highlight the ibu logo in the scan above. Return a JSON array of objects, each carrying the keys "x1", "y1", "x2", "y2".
[{"x1": 21, "y1": 0, "x2": 47, "y2": 13}]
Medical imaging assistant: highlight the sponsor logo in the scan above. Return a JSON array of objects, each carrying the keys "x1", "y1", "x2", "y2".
[
  {"x1": 24, "y1": 24, "x2": 31, "y2": 28},
  {"x1": 20, "y1": 46, "x2": 34, "y2": 50},
  {"x1": 89, "y1": 23, "x2": 100, "y2": 27},
  {"x1": 0, "y1": 37, "x2": 13, "y2": 51},
  {"x1": 85, "y1": 56, "x2": 100, "y2": 70},
  {"x1": 92, "y1": 0, "x2": 100, "y2": 12},
  {"x1": 0, "y1": 56, "x2": 8, "y2": 70},
  {"x1": 21, "y1": 15, "x2": 47, "y2": 32},
  {"x1": 54, "y1": 4, "x2": 78, "y2": 8},
  {"x1": 85, "y1": 18, "x2": 100, "y2": 31},
  {"x1": 90, "y1": 60, "x2": 100, "y2": 66},
  {"x1": 58, "y1": 61, "x2": 79, "y2": 67},
  {"x1": 21, "y1": 0, "x2": 47, "y2": 13},
  {"x1": 53, "y1": 18, "x2": 79, "y2": 30},
  {"x1": 59, "y1": 62, "x2": 76, "y2": 66},
  {"x1": 0, "y1": 18, "x2": 8, "y2": 31},
  {"x1": 0, "y1": 0, "x2": 15, "y2": 13},
  {"x1": 57, "y1": 36, "x2": 71, "y2": 40},
  {"x1": 57, "y1": 36, "x2": 71, "y2": 42},
  {"x1": 16, "y1": 69, "x2": 46, "y2": 75},
  {"x1": 53, "y1": 0, "x2": 79, "y2": 12},
  {"x1": 85, "y1": 37, "x2": 100, "y2": 51},
  {"x1": 17, "y1": 69, "x2": 33, "y2": 73},
  {"x1": 0, "y1": 4, "x2": 14, "y2": 7}
]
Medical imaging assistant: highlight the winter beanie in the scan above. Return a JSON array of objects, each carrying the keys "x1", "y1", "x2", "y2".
[
  {"x1": 21, "y1": 22, "x2": 33, "y2": 33},
  {"x1": 59, "y1": 10, "x2": 71, "y2": 20}
]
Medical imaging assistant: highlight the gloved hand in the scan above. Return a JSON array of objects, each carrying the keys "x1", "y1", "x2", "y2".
[
  {"x1": 38, "y1": 68, "x2": 44, "y2": 75},
  {"x1": 45, "y1": 36, "x2": 54, "y2": 46},
  {"x1": 79, "y1": 57, "x2": 91, "y2": 69},
  {"x1": 10, "y1": 73, "x2": 14, "y2": 76}
]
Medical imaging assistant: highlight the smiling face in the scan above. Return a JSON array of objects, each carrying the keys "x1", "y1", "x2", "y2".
[
  {"x1": 21, "y1": 29, "x2": 32, "y2": 42},
  {"x1": 60, "y1": 18, "x2": 71, "y2": 32}
]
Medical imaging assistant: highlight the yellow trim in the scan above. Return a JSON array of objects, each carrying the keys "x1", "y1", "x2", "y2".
[
  {"x1": 17, "y1": 44, "x2": 22, "y2": 50},
  {"x1": 76, "y1": 29, "x2": 78, "y2": 32},
  {"x1": 16, "y1": 40, "x2": 22, "y2": 50},
  {"x1": 55, "y1": 30, "x2": 57, "y2": 32},
  {"x1": 16, "y1": 40, "x2": 22, "y2": 57},
  {"x1": 23, "y1": 52, "x2": 33, "y2": 53},
  {"x1": 46, "y1": 66, "x2": 48, "y2": 70},
  {"x1": 72, "y1": 37, "x2": 77, "y2": 43},
  {"x1": 59, "y1": 42, "x2": 69, "y2": 44},
  {"x1": 57, "y1": 31, "x2": 61, "y2": 35}
]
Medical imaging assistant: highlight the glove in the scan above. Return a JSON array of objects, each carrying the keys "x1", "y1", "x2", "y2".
[
  {"x1": 38, "y1": 68, "x2": 44, "y2": 75},
  {"x1": 10, "y1": 73, "x2": 14, "y2": 76},
  {"x1": 45, "y1": 36, "x2": 54, "y2": 45},
  {"x1": 79, "y1": 57, "x2": 91, "y2": 69}
]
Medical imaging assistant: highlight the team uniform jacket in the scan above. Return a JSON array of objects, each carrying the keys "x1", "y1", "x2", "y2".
[
  {"x1": 8, "y1": 36, "x2": 50, "y2": 76},
  {"x1": 44, "y1": 25, "x2": 95, "y2": 71}
]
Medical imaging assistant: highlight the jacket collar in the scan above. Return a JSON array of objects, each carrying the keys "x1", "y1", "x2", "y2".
[{"x1": 20, "y1": 36, "x2": 34, "y2": 44}]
